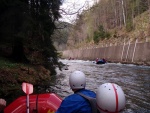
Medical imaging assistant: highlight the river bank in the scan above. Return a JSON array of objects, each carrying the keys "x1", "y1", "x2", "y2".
[
  {"x1": 0, "y1": 57, "x2": 53, "y2": 104},
  {"x1": 62, "y1": 41, "x2": 150, "y2": 66}
]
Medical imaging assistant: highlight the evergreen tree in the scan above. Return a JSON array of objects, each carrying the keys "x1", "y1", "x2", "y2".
[{"x1": 0, "y1": 0, "x2": 63, "y2": 74}]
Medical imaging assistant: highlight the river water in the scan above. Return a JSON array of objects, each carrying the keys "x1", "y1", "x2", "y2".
[{"x1": 48, "y1": 59, "x2": 150, "y2": 113}]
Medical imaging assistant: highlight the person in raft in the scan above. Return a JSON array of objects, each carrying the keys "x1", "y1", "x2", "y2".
[
  {"x1": 56, "y1": 79, "x2": 126, "y2": 113},
  {"x1": 0, "y1": 98, "x2": 6, "y2": 113},
  {"x1": 96, "y1": 83, "x2": 126, "y2": 113},
  {"x1": 56, "y1": 70, "x2": 96, "y2": 113}
]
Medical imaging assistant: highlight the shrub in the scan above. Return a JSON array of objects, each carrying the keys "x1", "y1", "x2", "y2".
[
  {"x1": 126, "y1": 19, "x2": 134, "y2": 32},
  {"x1": 93, "y1": 25, "x2": 110, "y2": 44}
]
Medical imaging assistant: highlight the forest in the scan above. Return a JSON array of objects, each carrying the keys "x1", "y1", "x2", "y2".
[
  {"x1": 66, "y1": 0, "x2": 150, "y2": 50},
  {"x1": 0, "y1": 0, "x2": 63, "y2": 70},
  {"x1": 0, "y1": 0, "x2": 63, "y2": 103}
]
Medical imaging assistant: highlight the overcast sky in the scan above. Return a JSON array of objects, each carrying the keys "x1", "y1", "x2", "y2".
[{"x1": 60, "y1": 0, "x2": 96, "y2": 23}]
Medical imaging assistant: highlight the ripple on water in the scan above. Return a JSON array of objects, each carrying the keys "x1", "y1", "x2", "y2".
[{"x1": 50, "y1": 59, "x2": 150, "y2": 113}]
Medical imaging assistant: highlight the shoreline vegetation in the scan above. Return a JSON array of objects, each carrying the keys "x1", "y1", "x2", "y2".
[{"x1": 0, "y1": 57, "x2": 61, "y2": 105}]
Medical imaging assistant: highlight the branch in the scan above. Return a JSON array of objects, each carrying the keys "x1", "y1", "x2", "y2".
[{"x1": 59, "y1": 1, "x2": 86, "y2": 16}]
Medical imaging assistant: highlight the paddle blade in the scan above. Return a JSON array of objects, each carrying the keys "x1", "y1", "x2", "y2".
[{"x1": 22, "y1": 82, "x2": 33, "y2": 94}]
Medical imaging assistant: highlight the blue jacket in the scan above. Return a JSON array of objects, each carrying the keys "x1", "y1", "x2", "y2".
[{"x1": 56, "y1": 89, "x2": 96, "y2": 113}]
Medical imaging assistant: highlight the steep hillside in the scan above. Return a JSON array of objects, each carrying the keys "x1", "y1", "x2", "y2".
[
  {"x1": 66, "y1": 0, "x2": 150, "y2": 50},
  {"x1": 52, "y1": 21, "x2": 72, "y2": 51}
]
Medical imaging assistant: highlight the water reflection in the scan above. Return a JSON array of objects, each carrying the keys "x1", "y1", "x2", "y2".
[{"x1": 49, "y1": 59, "x2": 150, "y2": 113}]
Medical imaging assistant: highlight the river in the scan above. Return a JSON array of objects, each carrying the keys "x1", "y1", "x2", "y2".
[{"x1": 48, "y1": 59, "x2": 150, "y2": 113}]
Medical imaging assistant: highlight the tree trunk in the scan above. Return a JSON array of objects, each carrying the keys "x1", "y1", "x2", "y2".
[
  {"x1": 121, "y1": 0, "x2": 126, "y2": 26},
  {"x1": 12, "y1": 38, "x2": 29, "y2": 63}
]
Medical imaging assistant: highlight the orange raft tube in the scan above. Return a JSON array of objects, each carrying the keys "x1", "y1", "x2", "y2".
[{"x1": 4, "y1": 93, "x2": 62, "y2": 113}]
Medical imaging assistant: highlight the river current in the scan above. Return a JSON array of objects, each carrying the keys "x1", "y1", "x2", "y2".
[{"x1": 48, "y1": 59, "x2": 150, "y2": 113}]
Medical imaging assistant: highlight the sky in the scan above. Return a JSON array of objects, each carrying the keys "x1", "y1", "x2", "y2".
[{"x1": 60, "y1": 0, "x2": 96, "y2": 23}]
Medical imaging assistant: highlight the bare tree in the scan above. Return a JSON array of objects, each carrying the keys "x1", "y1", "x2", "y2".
[
  {"x1": 121, "y1": 0, "x2": 126, "y2": 26},
  {"x1": 59, "y1": 0, "x2": 90, "y2": 23}
]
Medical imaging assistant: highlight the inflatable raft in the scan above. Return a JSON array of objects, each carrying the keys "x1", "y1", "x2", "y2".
[
  {"x1": 4, "y1": 93, "x2": 62, "y2": 113},
  {"x1": 96, "y1": 60, "x2": 106, "y2": 64}
]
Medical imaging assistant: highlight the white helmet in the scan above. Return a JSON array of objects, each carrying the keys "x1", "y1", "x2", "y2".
[
  {"x1": 69, "y1": 71, "x2": 86, "y2": 89},
  {"x1": 96, "y1": 83, "x2": 126, "y2": 113}
]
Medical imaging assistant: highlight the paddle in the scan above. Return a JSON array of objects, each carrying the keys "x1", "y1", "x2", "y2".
[{"x1": 22, "y1": 82, "x2": 33, "y2": 113}]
